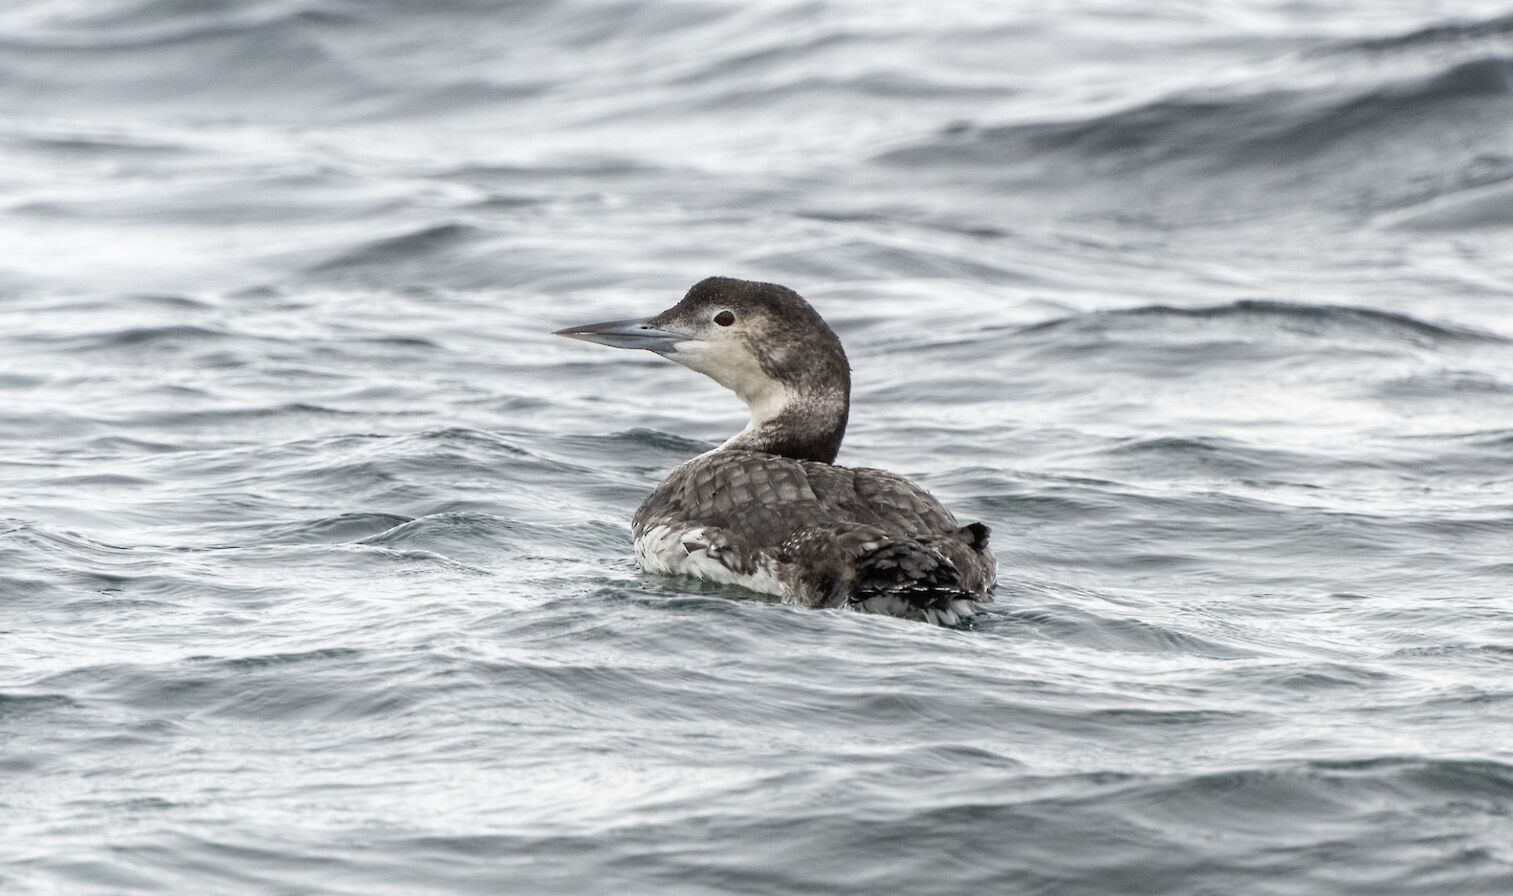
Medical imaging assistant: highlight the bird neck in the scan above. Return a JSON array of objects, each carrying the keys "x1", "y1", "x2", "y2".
[{"x1": 720, "y1": 381, "x2": 849, "y2": 464}]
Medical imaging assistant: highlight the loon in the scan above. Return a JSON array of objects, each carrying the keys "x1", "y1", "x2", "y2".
[{"x1": 554, "y1": 276, "x2": 996, "y2": 625}]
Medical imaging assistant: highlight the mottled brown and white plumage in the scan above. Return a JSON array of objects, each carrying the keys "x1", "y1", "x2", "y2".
[{"x1": 555, "y1": 277, "x2": 996, "y2": 624}]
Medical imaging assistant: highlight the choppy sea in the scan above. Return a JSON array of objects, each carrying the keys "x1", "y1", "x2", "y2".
[{"x1": 4, "y1": 1, "x2": 1513, "y2": 893}]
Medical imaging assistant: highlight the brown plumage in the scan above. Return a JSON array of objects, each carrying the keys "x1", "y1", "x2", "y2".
[{"x1": 557, "y1": 277, "x2": 996, "y2": 624}]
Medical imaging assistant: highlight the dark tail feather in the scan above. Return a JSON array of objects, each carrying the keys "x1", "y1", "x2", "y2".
[
  {"x1": 957, "y1": 522, "x2": 990, "y2": 551},
  {"x1": 778, "y1": 525, "x2": 988, "y2": 622},
  {"x1": 851, "y1": 539, "x2": 968, "y2": 613}
]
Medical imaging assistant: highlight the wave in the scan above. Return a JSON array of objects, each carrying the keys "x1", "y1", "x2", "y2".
[
  {"x1": 1326, "y1": 11, "x2": 1513, "y2": 54},
  {"x1": 1093, "y1": 435, "x2": 1322, "y2": 479},
  {"x1": 299, "y1": 222, "x2": 596, "y2": 290},
  {"x1": 61, "y1": 323, "x2": 233, "y2": 350},
  {"x1": 307, "y1": 222, "x2": 489, "y2": 274},
  {"x1": 1378, "y1": 368, "x2": 1513, "y2": 399},
  {"x1": 1013, "y1": 300, "x2": 1507, "y2": 347},
  {"x1": 250, "y1": 512, "x2": 415, "y2": 545},
  {"x1": 0, "y1": 692, "x2": 79, "y2": 718},
  {"x1": 14, "y1": 130, "x2": 192, "y2": 157},
  {"x1": 879, "y1": 55, "x2": 1513, "y2": 223},
  {"x1": 1381, "y1": 178, "x2": 1513, "y2": 230},
  {"x1": 0, "y1": 6, "x2": 375, "y2": 119},
  {"x1": 357, "y1": 511, "x2": 527, "y2": 560},
  {"x1": 0, "y1": 520, "x2": 273, "y2": 603},
  {"x1": 888, "y1": 55, "x2": 1513, "y2": 167},
  {"x1": 34, "y1": 651, "x2": 420, "y2": 722}
]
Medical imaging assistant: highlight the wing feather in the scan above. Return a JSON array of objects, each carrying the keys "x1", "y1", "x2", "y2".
[{"x1": 632, "y1": 449, "x2": 996, "y2": 609}]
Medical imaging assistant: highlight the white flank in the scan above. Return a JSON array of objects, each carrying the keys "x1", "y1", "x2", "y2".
[
  {"x1": 636, "y1": 525, "x2": 985, "y2": 625},
  {"x1": 633, "y1": 524, "x2": 787, "y2": 598}
]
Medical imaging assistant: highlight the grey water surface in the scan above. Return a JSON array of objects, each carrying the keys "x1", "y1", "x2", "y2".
[{"x1": 4, "y1": 1, "x2": 1513, "y2": 893}]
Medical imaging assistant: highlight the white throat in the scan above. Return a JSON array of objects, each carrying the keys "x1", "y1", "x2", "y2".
[
  {"x1": 672, "y1": 338, "x2": 790, "y2": 427},
  {"x1": 669, "y1": 335, "x2": 848, "y2": 462}
]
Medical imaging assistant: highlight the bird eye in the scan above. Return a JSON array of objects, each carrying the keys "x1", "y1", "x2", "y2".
[{"x1": 714, "y1": 310, "x2": 735, "y2": 327}]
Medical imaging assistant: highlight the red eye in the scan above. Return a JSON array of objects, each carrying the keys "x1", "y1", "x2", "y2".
[{"x1": 714, "y1": 310, "x2": 735, "y2": 326}]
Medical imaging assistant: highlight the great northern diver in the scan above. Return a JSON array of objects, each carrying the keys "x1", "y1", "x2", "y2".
[{"x1": 555, "y1": 276, "x2": 996, "y2": 624}]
